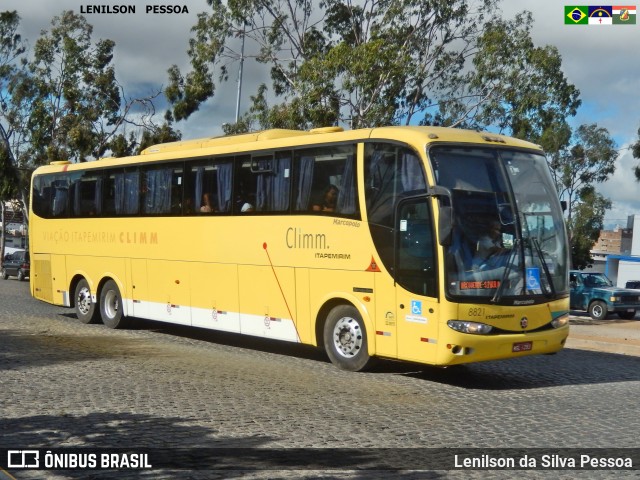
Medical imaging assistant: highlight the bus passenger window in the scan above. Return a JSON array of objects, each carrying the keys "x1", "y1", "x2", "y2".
[
  {"x1": 185, "y1": 158, "x2": 233, "y2": 215},
  {"x1": 293, "y1": 145, "x2": 358, "y2": 217}
]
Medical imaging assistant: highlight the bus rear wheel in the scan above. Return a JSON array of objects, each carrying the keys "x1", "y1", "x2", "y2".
[
  {"x1": 74, "y1": 279, "x2": 99, "y2": 324},
  {"x1": 100, "y1": 280, "x2": 128, "y2": 329},
  {"x1": 323, "y1": 305, "x2": 372, "y2": 372}
]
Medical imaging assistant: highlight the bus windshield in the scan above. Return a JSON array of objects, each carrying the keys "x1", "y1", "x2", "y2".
[{"x1": 430, "y1": 146, "x2": 569, "y2": 303}]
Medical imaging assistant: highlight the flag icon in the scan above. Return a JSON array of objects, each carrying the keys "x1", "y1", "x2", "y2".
[
  {"x1": 565, "y1": 6, "x2": 588, "y2": 24},
  {"x1": 613, "y1": 6, "x2": 637, "y2": 24},
  {"x1": 588, "y1": 6, "x2": 613, "y2": 24}
]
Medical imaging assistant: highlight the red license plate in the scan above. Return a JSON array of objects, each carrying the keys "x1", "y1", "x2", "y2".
[{"x1": 512, "y1": 341, "x2": 533, "y2": 353}]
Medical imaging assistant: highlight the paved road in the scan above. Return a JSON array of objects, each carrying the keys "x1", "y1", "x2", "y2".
[{"x1": 1, "y1": 279, "x2": 639, "y2": 479}]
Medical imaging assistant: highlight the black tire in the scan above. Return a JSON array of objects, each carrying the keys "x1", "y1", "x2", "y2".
[
  {"x1": 17, "y1": 270, "x2": 25, "y2": 281},
  {"x1": 588, "y1": 300, "x2": 608, "y2": 320},
  {"x1": 74, "y1": 279, "x2": 100, "y2": 324},
  {"x1": 1, "y1": 268, "x2": 8, "y2": 280},
  {"x1": 99, "y1": 279, "x2": 128, "y2": 329},
  {"x1": 323, "y1": 304, "x2": 372, "y2": 372},
  {"x1": 618, "y1": 310, "x2": 636, "y2": 320}
]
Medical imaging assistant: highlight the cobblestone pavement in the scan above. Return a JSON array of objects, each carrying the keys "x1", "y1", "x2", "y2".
[{"x1": 1, "y1": 280, "x2": 639, "y2": 479}]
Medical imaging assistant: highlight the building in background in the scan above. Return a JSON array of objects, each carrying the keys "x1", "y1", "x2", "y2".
[{"x1": 599, "y1": 215, "x2": 640, "y2": 286}]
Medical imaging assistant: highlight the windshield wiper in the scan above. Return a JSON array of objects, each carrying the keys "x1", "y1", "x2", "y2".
[
  {"x1": 491, "y1": 239, "x2": 519, "y2": 304},
  {"x1": 531, "y1": 238, "x2": 556, "y2": 298}
]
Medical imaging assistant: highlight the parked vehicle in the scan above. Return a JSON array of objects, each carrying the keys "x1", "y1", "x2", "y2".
[
  {"x1": 570, "y1": 270, "x2": 640, "y2": 320},
  {"x1": 1, "y1": 250, "x2": 30, "y2": 281}
]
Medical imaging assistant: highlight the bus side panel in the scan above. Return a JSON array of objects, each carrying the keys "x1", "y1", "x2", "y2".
[
  {"x1": 238, "y1": 265, "x2": 299, "y2": 342},
  {"x1": 129, "y1": 258, "x2": 149, "y2": 319},
  {"x1": 32, "y1": 253, "x2": 53, "y2": 304},
  {"x1": 395, "y1": 287, "x2": 440, "y2": 365},
  {"x1": 294, "y1": 267, "x2": 312, "y2": 345},
  {"x1": 191, "y1": 262, "x2": 241, "y2": 333},
  {"x1": 51, "y1": 254, "x2": 69, "y2": 307},
  {"x1": 146, "y1": 260, "x2": 191, "y2": 325}
]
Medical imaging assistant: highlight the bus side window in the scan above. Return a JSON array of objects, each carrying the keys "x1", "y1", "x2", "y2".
[
  {"x1": 51, "y1": 179, "x2": 71, "y2": 218},
  {"x1": 364, "y1": 143, "x2": 427, "y2": 227},
  {"x1": 32, "y1": 176, "x2": 53, "y2": 218},
  {"x1": 293, "y1": 145, "x2": 358, "y2": 217},
  {"x1": 252, "y1": 151, "x2": 291, "y2": 212}
]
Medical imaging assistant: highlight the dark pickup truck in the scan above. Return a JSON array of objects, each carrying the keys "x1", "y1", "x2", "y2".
[{"x1": 570, "y1": 270, "x2": 640, "y2": 320}]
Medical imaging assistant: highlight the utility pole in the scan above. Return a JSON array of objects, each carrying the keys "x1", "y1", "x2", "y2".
[{"x1": 235, "y1": 27, "x2": 245, "y2": 124}]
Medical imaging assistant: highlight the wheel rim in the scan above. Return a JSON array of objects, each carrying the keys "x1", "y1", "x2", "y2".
[
  {"x1": 104, "y1": 289, "x2": 119, "y2": 319},
  {"x1": 332, "y1": 316, "x2": 363, "y2": 358},
  {"x1": 77, "y1": 286, "x2": 92, "y2": 315},
  {"x1": 593, "y1": 304, "x2": 603, "y2": 317}
]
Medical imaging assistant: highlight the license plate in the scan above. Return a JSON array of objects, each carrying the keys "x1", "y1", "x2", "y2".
[
  {"x1": 628, "y1": 309, "x2": 635, "y2": 312},
  {"x1": 512, "y1": 341, "x2": 532, "y2": 353}
]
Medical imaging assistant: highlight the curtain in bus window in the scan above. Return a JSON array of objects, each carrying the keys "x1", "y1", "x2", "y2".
[
  {"x1": 73, "y1": 181, "x2": 81, "y2": 216},
  {"x1": 295, "y1": 156, "x2": 315, "y2": 210},
  {"x1": 144, "y1": 169, "x2": 172, "y2": 214},
  {"x1": 337, "y1": 155, "x2": 356, "y2": 214},
  {"x1": 401, "y1": 152, "x2": 426, "y2": 191},
  {"x1": 194, "y1": 167, "x2": 204, "y2": 211},
  {"x1": 95, "y1": 177, "x2": 103, "y2": 215},
  {"x1": 52, "y1": 181, "x2": 69, "y2": 217},
  {"x1": 271, "y1": 156, "x2": 291, "y2": 211},
  {"x1": 256, "y1": 156, "x2": 291, "y2": 211},
  {"x1": 115, "y1": 172, "x2": 140, "y2": 214},
  {"x1": 216, "y1": 162, "x2": 233, "y2": 212}
]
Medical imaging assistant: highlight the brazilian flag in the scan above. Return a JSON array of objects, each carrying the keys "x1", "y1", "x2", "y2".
[{"x1": 565, "y1": 6, "x2": 588, "y2": 24}]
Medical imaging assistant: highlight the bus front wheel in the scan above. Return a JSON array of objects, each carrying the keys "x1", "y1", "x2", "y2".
[
  {"x1": 74, "y1": 279, "x2": 99, "y2": 324},
  {"x1": 100, "y1": 280, "x2": 128, "y2": 329},
  {"x1": 323, "y1": 305, "x2": 372, "y2": 372}
]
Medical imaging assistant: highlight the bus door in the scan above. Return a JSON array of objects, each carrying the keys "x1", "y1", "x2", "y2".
[{"x1": 393, "y1": 198, "x2": 439, "y2": 364}]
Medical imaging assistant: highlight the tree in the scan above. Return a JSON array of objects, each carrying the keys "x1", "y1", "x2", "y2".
[
  {"x1": 167, "y1": 1, "x2": 582, "y2": 137},
  {"x1": 2, "y1": 10, "x2": 165, "y2": 169},
  {"x1": 167, "y1": 0, "x2": 510, "y2": 129},
  {"x1": 548, "y1": 124, "x2": 617, "y2": 226},
  {"x1": 544, "y1": 124, "x2": 617, "y2": 268},
  {"x1": 459, "y1": 12, "x2": 581, "y2": 142},
  {"x1": 570, "y1": 189, "x2": 611, "y2": 270}
]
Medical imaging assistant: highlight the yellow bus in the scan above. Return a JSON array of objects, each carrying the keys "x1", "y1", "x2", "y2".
[{"x1": 29, "y1": 126, "x2": 570, "y2": 371}]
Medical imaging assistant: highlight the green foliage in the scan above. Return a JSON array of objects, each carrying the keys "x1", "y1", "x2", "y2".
[
  {"x1": 11, "y1": 11, "x2": 123, "y2": 164},
  {"x1": 467, "y1": 12, "x2": 581, "y2": 143},
  {"x1": 0, "y1": 141, "x2": 17, "y2": 200},
  {"x1": 169, "y1": 0, "x2": 537, "y2": 130},
  {"x1": 548, "y1": 123, "x2": 617, "y2": 224},
  {"x1": 542, "y1": 123, "x2": 617, "y2": 268},
  {"x1": 569, "y1": 189, "x2": 612, "y2": 269}
]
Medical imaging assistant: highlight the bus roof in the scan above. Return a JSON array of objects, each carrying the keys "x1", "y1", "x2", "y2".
[{"x1": 34, "y1": 125, "x2": 543, "y2": 175}]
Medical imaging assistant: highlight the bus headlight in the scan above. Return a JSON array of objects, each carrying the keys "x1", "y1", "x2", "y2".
[
  {"x1": 551, "y1": 313, "x2": 570, "y2": 329},
  {"x1": 447, "y1": 320, "x2": 493, "y2": 335}
]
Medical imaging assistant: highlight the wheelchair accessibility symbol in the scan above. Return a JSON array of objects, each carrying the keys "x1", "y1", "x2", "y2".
[
  {"x1": 526, "y1": 267, "x2": 541, "y2": 291},
  {"x1": 411, "y1": 300, "x2": 422, "y2": 315}
]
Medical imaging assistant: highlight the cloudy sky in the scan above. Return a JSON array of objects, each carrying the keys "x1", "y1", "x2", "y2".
[{"x1": 4, "y1": 0, "x2": 640, "y2": 227}]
